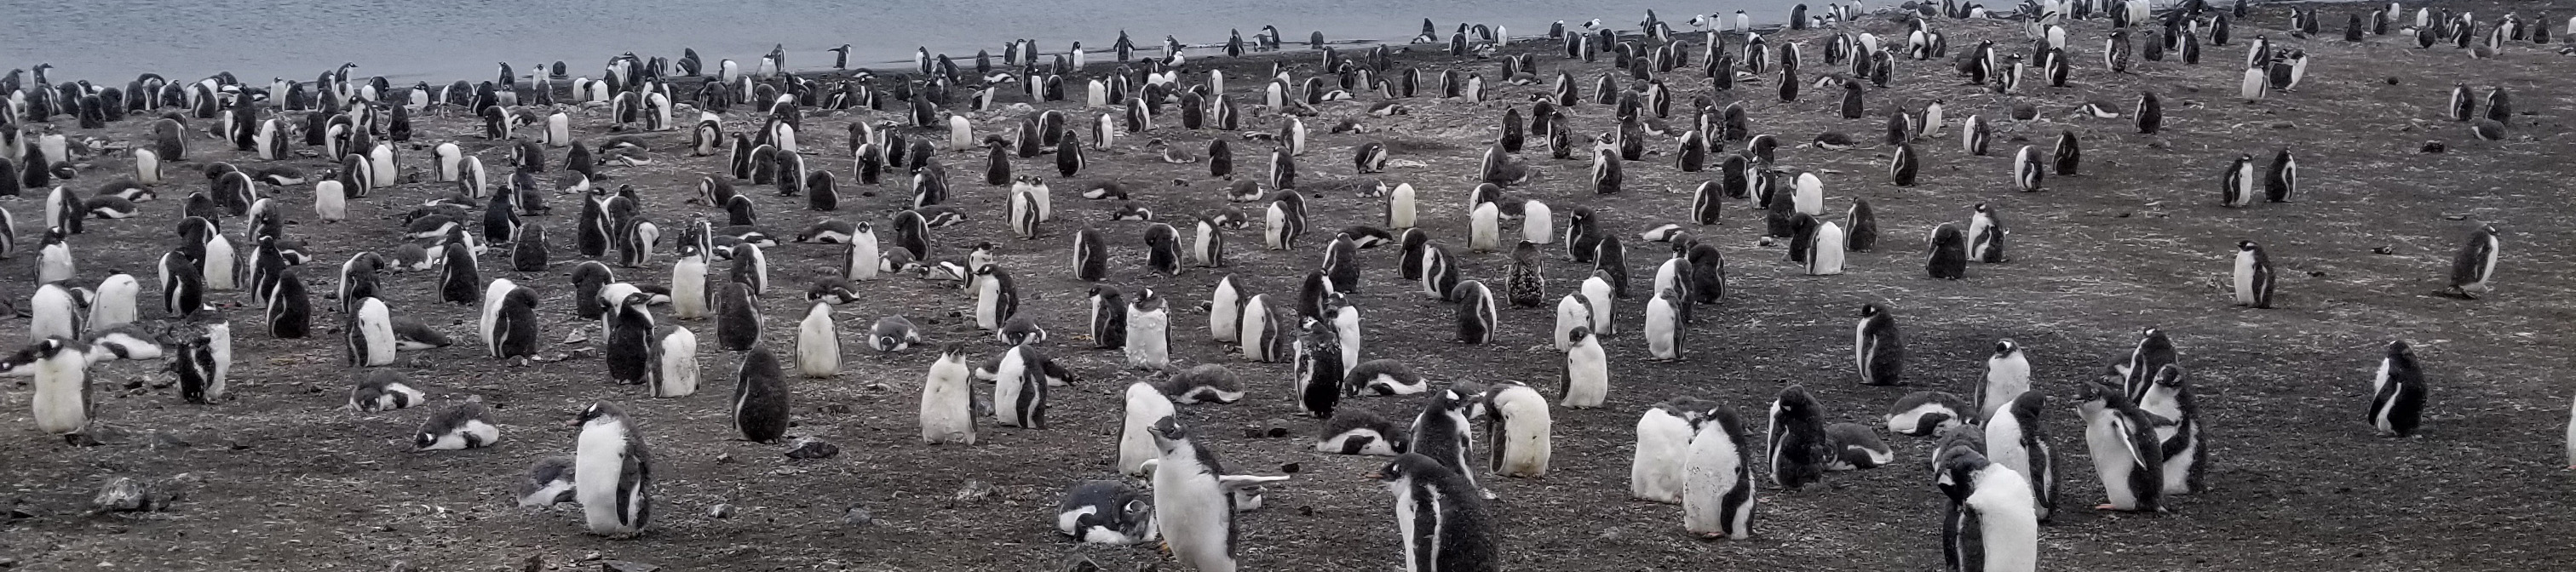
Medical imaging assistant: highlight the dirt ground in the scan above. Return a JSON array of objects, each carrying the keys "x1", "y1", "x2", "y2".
[{"x1": 4, "y1": 1, "x2": 2574, "y2": 570}]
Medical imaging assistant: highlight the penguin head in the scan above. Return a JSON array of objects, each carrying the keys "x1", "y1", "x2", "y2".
[
  {"x1": 1992, "y1": 340, "x2": 2021, "y2": 358},
  {"x1": 1567, "y1": 326, "x2": 1593, "y2": 345},
  {"x1": 575, "y1": 401, "x2": 625, "y2": 426},
  {"x1": 413, "y1": 431, "x2": 440, "y2": 450},
  {"x1": 1934, "y1": 447, "x2": 1989, "y2": 501},
  {"x1": 1860, "y1": 303, "x2": 1886, "y2": 318},
  {"x1": 2151, "y1": 363, "x2": 2188, "y2": 389},
  {"x1": 1774, "y1": 384, "x2": 1820, "y2": 418},
  {"x1": 2384, "y1": 340, "x2": 2414, "y2": 359},
  {"x1": 1146, "y1": 415, "x2": 1188, "y2": 448},
  {"x1": 2237, "y1": 240, "x2": 2259, "y2": 252}
]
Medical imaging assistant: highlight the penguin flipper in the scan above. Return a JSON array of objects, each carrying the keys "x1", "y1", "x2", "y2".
[{"x1": 1216, "y1": 474, "x2": 1290, "y2": 489}]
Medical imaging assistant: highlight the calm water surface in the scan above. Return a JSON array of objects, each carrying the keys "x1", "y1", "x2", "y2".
[{"x1": 0, "y1": 0, "x2": 1803, "y2": 85}]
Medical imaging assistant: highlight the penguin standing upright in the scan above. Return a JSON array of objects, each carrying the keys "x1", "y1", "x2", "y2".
[
  {"x1": 2369, "y1": 340, "x2": 2429, "y2": 438},
  {"x1": 2220, "y1": 154, "x2": 2257, "y2": 207},
  {"x1": 796, "y1": 301, "x2": 840, "y2": 378},
  {"x1": 1210, "y1": 276, "x2": 1245, "y2": 344},
  {"x1": 2079, "y1": 381, "x2": 2165, "y2": 512},
  {"x1": 920, "y1": 344, "x2": 979, "y2": 444},
  {"x1": 652, "y1": 327, "x2": 699, "y2": 398},
  {"x1": 1975, "y1": 340, "x2": 2033, "y2": 421},
  {"x1": 1239, "y1": 295, "x2": 1283, "y2": 362},
  {"x1": 481, "y1": 279, "x2": 541, "y2": 360},
  {"x1": 1087, "y1": 286, "x2": 1129, "y2": 350},
  {"x1": 1936, "y1": 449, "x2": 2042, "y2": 572},
  {"x1": 1768, "y1": 385, "x2": 1831, "y2": 489},
  {"x1": 992, "y1": 343, "x2": 1052, "y2": 428},
  {"x1": 1854, "y1": 304, "x2": 1905, "y2": 386},
  {"x1": 2139, "y1": 364, "x2": 2205, "y2": 495},
  {"x1": 716, "y1": 278, "x2": 762, "y2": 352},
  {"x1": 732, "y1": 348, "x2": 791, "y2": 442},
  {"x1": 1985, "y1": 392, "x2": 2057, "y2": 522},
  {"x1": 1485, "y1": 383, "x2": 1553, "y2": 478},
  {"x1": 1149, "y1": 417, "x2": 1291, "y2": 572},
  {"x1": 1412, "y1": 389, "x2": 1486, "y2": 496},
  {"x1": 1645, "y1": 284, "x2": 1684, "y2": 361},
  {"x1": 2233, "y1": 241, "x2": 2274, "y2": 308},
  {"x1": 1929, "y1": 223, "x2": 1969, "y2": 279},
  {"x1": 1371, "y1": 453, "x2": 1501, "y2": 572},
  {"x1": 348, "y1": 297, "x2": 397, "y2": 367},
  {"x1": 1145, "y1": 223, "x2": 1183, "y2": 276},
  {"x1": 1504, "y1": 241, "x2": 1546, "y2": 307},
  {"x1": 1967, "y1": 203, "x2": 2007, "y2": 263},
  {"x1": 1561, "y1": 327, "x2": 1609, "y2": 409},
  {"x1": 2264, "y1": 149, "x2": 2298, "y2": 203},
  {"x1": 2123, "y1": 328, "x2": 2178, "y2": 401},
  {"x1": 975, "y1": 266, "x2": 1019, "y2": 330},
  {"x1": 1124, "y1": 288, "x2": 1170, "y2": 369},
  {"x1": 2447, "y1": 224, "x2": 2501, "y2": 299},
  {"x1": 1294, "y1": 320, "x2": 1343, "y2": 419},
  {"x1": 573, "y1": 402, "x2": 654, "y2": 537},
  {"x1": 1, "y1": 337, "x2": 96, "y2": 434},
  {"x1": 1631, "y1": 398, "x2": 1710, "y2": 503},
  {"x1": 1118, "y1": 382, "x2": 1176, "y2": 475},
  {"x1": 1683, "y1": 403, "x2": 1756, "y2": 539},
  {"x1": 1452, "y1": 281, "x2": 1498, "y2": 345}
]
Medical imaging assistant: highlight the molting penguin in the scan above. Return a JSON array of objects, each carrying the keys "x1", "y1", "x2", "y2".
[
  {"x1": 573, "y1": 402, "x2": 655, "y2": 538},
  {"x1": 1486, "y1": 382, "x2": 1553, "y2": 478},
  {"x1": 921, "y1": 344, "x2": 979, "y2": 444},
  {"x1": 1412, "y1": 388, "x2": 1487, "y2": 496},
  {"x1": 1683, "y1": 403, "x2": 1756, "y2": 539},
  {"x1": 1294, "y1": 320, "x2": 1345, "y2": 419},
  {"x1": 1768, "y1": 385, "x2": 1831, "y2": 489},
  {"x1": 2369, "y1": 340, "x2": 2428, "y2": 438},
  {"x1": 1929, "y1": 223, "x2": 1968, "y2": 279},
  {"x1": 1855, "y1": 304, "x2": 1905, "y2": 386},
  {"x1": 0, "y1": 337, "x2": 97, "y2": 434},
  {"x1": 1630, "y1": 398, "x2": 1711, "y2": 503},
  {"x1": 796, "y1": 301, "x2": 840, "y2": 377},
  {"x1": 1561, "y1": 327, "x2": 1608, "y2": 408},
  {"x1": 732, "y1": 348, "x2": 791, "y2": 442},
  {"x1": 1125, "y1": 288, "x2": 1171, "y2": 369},
  {"x1": 1118, "y1": 382, "x2": 1178, "y2": 475}
]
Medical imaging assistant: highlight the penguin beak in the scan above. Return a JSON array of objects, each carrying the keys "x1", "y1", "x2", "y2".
[{"x1": 1363, "y1": 472, "x2": 1382, "y2": 480}]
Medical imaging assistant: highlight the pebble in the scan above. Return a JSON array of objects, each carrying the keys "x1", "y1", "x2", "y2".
[
  {"x1": 954, "y1": 480, "x2": 995, "y2": 503},
  {"x1": 91, "y1": 478, "x2": 154, "y2": 512},
  {"x1": 842, "y1": 506, "x2": 874, "y2": 526}
]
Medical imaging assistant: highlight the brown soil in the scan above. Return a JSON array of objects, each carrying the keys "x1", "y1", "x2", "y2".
[{"x1": 5, "y1": 1, "x2": 2574, "y2": 570}]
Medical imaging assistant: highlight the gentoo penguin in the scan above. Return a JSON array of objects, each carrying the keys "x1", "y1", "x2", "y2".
[
  {"x1": 1148, "y1": 416, "x2": 1291, "y2": 572},
  {"x1": 1855, "y1": 304, "x2": 1905, "y2": 386},
  {"x1": 415, "y1": 398, "x2": 501, "y2": 451},
  {"x1": 1371, "y1": 452, "x2": 1501, "y2": 572},
  {"x1": 2124, "y1": 328, "x2": 2179, "y2": 402},
  {"x1": 1805, "y1": 222, "x2": 1848, "y2": 275},
  {"x1": 1986, "y1": 392, "x2": 2059, "y2": 523},
  {"x1": 1559, "y1": 326, "x2": 1610, "y2": 409},
  {"x1": 1968, "y1": 203, "x2": 2007, "y2": 263},
  {"x1": 1142, "y1": 222, "x2": 1183, "y2": 276},
  {"x1": 2369, "y1": 340, "x2": 2429, "y2": 438},
  {"x1": 1158, "y1": 364, "x2": 1246, "y2": 404},
  {"x1": 86, "y1": 273, "x2": 138, "y2": 331},
  {"x1": 2079, "y1": 381, "x2": 2165, "y2": 512},
  {"x1": 974, "y1": 265, "x2": 1019, "y2": 331},
  {"x1": 1294, "y1": 320, "x2": 1345, "y2": 418},
  {"x1": 1981, "y1": 340, "x2": 2033, "y2": 421},
  {"x1": 515, "y1": 456, "x2": 580, "y2": 507},
  {"x1": 1124, "y1": 288, "x2": 1171, "y2": 369},
  {"x1": 38, "y1": 231, "x2": 76, "y2": 286},
  {"x1": 1504, "y1": 241, "x2": 1546, "y2": 307},
  {"x1": 1768, "y1": 385, "x2": 1831, "y2": 489},
  {"x1": 1936, "y1": 449, "x2": 2042, "y2": 572},
  {"x1": 1412, "y1": 388, "x2": 1487, "y2": 495},
  {"x1": 1452, "y1": 281, "x2": 1498, "y2": 345},
  {"x1": 917, "y1": 344, "x2": 978, "y2": 444},
  {"x1": 869, "y1": 316, "x2": 923, "y2": 352},
  {"x1": 0, "y1": 337, "x2": 95, "y2": 434},
  {"x1": 2264, "y1": 149, "x2": 2298, "y2": 203},
  {"x1": 1239, "y1": 294, "x2": 1283, "y2": 362},
  {"x1": 992, "y1": 343, "x2": 1051, "y2": 429},
  {"x1": 1319, "y1": 408, "x2": 1410, "y2": 456},
  {"x1": 1888, "y1": 391, "x2": 1971, "y2": 438},
  {"x1": 574, "y1": 402, "x2": 655, "y2": 537},
  {"x1": 1081, "y1": 286, "x2": 1129, "y2": 350},
  {"x1": 1348, "y1": 359, "x2": 1429, "y2": 396},
  {"x1": 1209, "y1": 276, "x2": 1245, "y2": 344},
  {"x1": 347, "y1": 297, "x2": 397, "y2": 367},
  {"x1": 716, "y1": 278, "x2": 762, "y2": 352},
  {"x1": 1631, "y1": 398, "x2": 1710, "y2": 503},
  {"x1": 795, "y1": 301, "x2": 840, "y2": 378},
  {"x1": 1116, "y1": 381, "x2": 1180, "y2": 476},
  {"x1": 2139, "y1": 364, "x2": 2205, "y2": 495},
  {"x1": 645, "y1": 326, "x2": 699, "y2": 398},
  {"x1": 2447, "y1": 224, "x2": 2501, "y2": 299},
  {"x1": 1929, "y1": 223, "x2": 1969, "y2": 279},
  {"x1": 1645, "y1": 285, "x2": 1684, "y2": 361},
  {"x1": 1485, "y1": 382, "x2": 1553, "y2": 478},
  {"x1": 1552, "y1": 294, "x2": 1592, "y2": 352},
  {"x1": 604, "y1": 289, "x2": 660, "y2": 386},
  {"x1": 1057, "y1": 480, "x2": 1158, "y2": 545},
  {"x1": 348, "y1": 370, "x2": 425, "y2": 413},
  {"x1": 2219, "y1": 154, "x2": 2257, "y2": 207},
  {"x1": 2136, "y1": 91, "x2": 2163, "y2": 134},
  {"x1": 732, "y1": 348, "x2": 791, "y2": 443},
  {"x1": 1265, "y1": 191, "x2": 1307, "y2": 250},
  {"x1": 1683, "y1": 403, "x2": 1756, "y2": 539},
  {"x1": 2233, "y1": 241, "x2": 2275, "y2": 308},
  {"x1": 1387, "y1": 182, "x2": 1418, "y2": 229}
]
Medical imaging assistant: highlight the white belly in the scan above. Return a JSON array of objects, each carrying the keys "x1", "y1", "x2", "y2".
[
  {"x1": 1210, "y1": 287, "x2": 1239, "y2": 342},
  {"x1": 797, "y1": 316, "x2": 839, "y2": 377},
  {"x1": 672, "y1": 260, "x2": 708, "y2": 317},
  {"x1": 1153, "y1": 471, "x2": 1235, "y2": 572},
  {"x1": 1647, "y1": 299, "x2": 1677, "y2": 358},
  {"x1": 1682, "y1": 427, "x2": 1745, "y2": 535},
  {"x1": 1125, "y1": 310, "x2": 1170, "y2": 368},
  {"x1": 2233, "y1": 253, "x2": 2257, "y2": 305},
  {"x1": 2083, "y1": 415, "x2": 2138, "y2": 507},
  {"x1": 32, "y1": 365, "x2": 87, "y2": 434},
  {"x1": 1565, "y1": 346, "x2": 1608, "y2": 408},
  {"x1": 1631, "y1": 413, "x2": 1692, "y2": 503},
  {"x1": 575, "y1": 422, "x2": 635, "y2": 534},
  {"x1": 658, "y1": 330, "x2": 699, "y2": 397}
]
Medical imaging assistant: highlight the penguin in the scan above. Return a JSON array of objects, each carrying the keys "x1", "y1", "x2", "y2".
[
  {"x1": 1385, "y1": 182, "x2": 1418, "y2": 229},
  {"x1": 1805, "y1": 222, "x2": 1847, "y2": 275},
  {"x1": 1209, "y1": 275, "x2": 1245, "y2": 344},
  {"x1": 1504, "y1": 241, "x2": 1545, "y2": 306},
  {"x1": 1555, "y1": 325, "x2": 1612, "y2": 409},
  {"x1": 1986, "y1": 392, "x2": 2058, "y2": 523},
  {"x1": 716, "y1": 277, "x2": 762, "y2": 352},
  {"x1": 2264, "y1": 149, "x2": 2298, "y2": 203},
  {"x1": 1855, "y1": 304, "x2": 1905, "y2": 386},
  {"x1": 1453, "y1": 281, "x2": 1498, "y2": 345},
  {"x1": 1371, "y1": 452, "x2": 1501, "y2": 572},
  {"x1": 1125, "y1": 288, "x2": 1171, "y2": 369},
  {"x1": 1968, "y1": 203, "x2": 2008, "y2": 263},
  {"x1": 1145, "y1": 222, "x2": 1183, "y2": 276},
  {"x1": 1630, "y1": 398, "x2": 1710, "y2": 503},
  {"x1": 729, "y1": 348, "x2": 792, "y2": 443},
  {"x1": 2122, "y1": 327, "x2": 2180, "y2": 402},
  {"x1": 1347, "y1": 359, "x2": 1429, "y2": 396},
  {"x1": 1936, "y1": 449, "x2": 2042, "y2": 572},
  {"x1": 2136, "y1": 91, "x2": 2163, "y2": 134},
  {"x1": 1682, "y1": 403, "x2": 1756, "y2": 539},
  {"x1": 2370, "y1": 340, "x2": 2429, "y2": 438},
  {"x1": 1057, "y1": 480, "x2": 1157, "y2": 545},
  {"x1": 1147, "y1": 416, "x2": 1291, "y2": 572},
  {"x1": 1238, "y1": 293, "x2": 1283, "y2": 361},
  {"x1": 1192, "y1": 214, "x2": 1228, "y2": 268},
  {"x1": 1412, "y1": 388, "x2": 1486, "y2": 497},
  {"x1": 2233, "y1": 241, "x2": 2274, "y2": 308},
  {"x1": 1645, "y1": 285, "x2": 1684, "y2": 361},
  {"x1": 919, "y1": 344, "x2": 979, "y2": 444},
  {"x1": 1768, "y1": 385, "x2": 1831, "y2": 489},
  {"x1": 1265, "y1": 191, "x2": 1307, "y2": 250},
  {"x1": 1929, "y1": 223, "x2": 1968, "y2": 279},
  {"x1": 514, "y1": 455, "x2": 580, "y2": 506},
  {"x1": 1468, "y1": 202, "x2": 1502, "y2": 253},
  {"x1": 1888, "y1": 391, "x2": 1971, "y2": 438},
  {"x1": 2080, "y1": 379, "x2": 2165, "y2": 512},
  {"x1": 348, "y1": 370, "x2": 424, "y2": 413},
  {"x1": 974, "y1": 265, "x2": 1019, "y2": 331},
  {"x1": 796, "y1": 301, "x2": 840, "y2": 378},
  {"x1": 2012, "y1": 146, "x2": 2044, "y2": 192},
  {"x1": 1552, "y1": 295, "x2": 1592, "y2": 352},
  {"x1": 1484, "y1": 382, "x2": 1553, "y2": 478},
  {"x1": 641, "y1": 325, "x2": 698, "y2": 398},
  {"x1": 2220, "y1": 154, "x2": 2257, "y2": 207},
  {"x1": 992, "y1": 343, "x2": 1051, "y2": 428},
  {"x1": 86, "y1": 272, "x2": 138, "y2": 331},
  {"x1": 2137, "y1": 363, "x2": 2205, "y2": 497},
  {"x1": 604, "y1": 290, "x2": 661, "y2": 386},
  {"x1": 1294, "y1": 319, "x2": 1344, "y2": 418},
  {"x1": 2447, "y1": 224, "x2": 2501, "y2": 299},
  {"x1": 0, "y1": 337, "x2": 95, "y2": 434},
  {"x1": 573, "y1": 402, "x2": 655, "y2": 538},
  {"x1": 1320, "y1": 409, "x2": 1409, "y2": 456},
  {"x1": 869, "y1": 316, "x2": 923, "y2": 352},
  {"x1": 414, "y1": 398, "x2": 501, "y2": 451},
  {"x1": 1159, "y1": 363, "x2": 1246, "y2": 404},
  {"x1": 347, "y1": 297, "x2": 397, "y2": 367}
]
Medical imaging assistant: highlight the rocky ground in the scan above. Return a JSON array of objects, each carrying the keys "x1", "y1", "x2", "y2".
[{"x1": 3, "y1": 1, "x2": 2574, "y2": 570}]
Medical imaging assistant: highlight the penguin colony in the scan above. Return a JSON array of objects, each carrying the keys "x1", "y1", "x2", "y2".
[{"x1": 0, "y1": 1, "x2": 2567, "y2": 569}]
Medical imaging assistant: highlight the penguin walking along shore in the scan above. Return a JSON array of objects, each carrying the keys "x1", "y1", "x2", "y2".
[
  {"x1": 575, "y1": 402, "x2": 654, "y2": 538},
  {"x1": 1683, "y1": 403, "x2": 1756, "y2": 540},
  {"x1": 1371, "y1": 453, "x2": 1502, "y2": 572},
  {"x1": 1148, "y1": 416, "x2": 1291, "y2": 572},
  {"x1": 2369, "y1": 340, "x2": 2428, "y2": 438}
]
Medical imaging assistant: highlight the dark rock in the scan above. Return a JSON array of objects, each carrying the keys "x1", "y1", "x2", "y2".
[
  {"x1": 600, "y1": 561, "x2": 659, "y2": 572},
  {"x1": 2420, "y1": 141, "x2": 2447, "y2": 153},
  {"x1": 1061, "y1": 556, "x2": 1100, "y2": 572},
  {"x1": 842, "y1": 506, "x2": 874, "y2": 526},
  {"x1": 784, "y1": 437, "x2": 841, "y2": 460},
  {"x1": 92, "y1": 477, "x2": 156, "y2": 512},
  {"x1": 954, "y1": 479, "x2": 995, "y2": 503}
]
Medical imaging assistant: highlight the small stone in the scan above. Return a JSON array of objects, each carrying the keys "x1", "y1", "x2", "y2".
[
  {"x1": 91, "y1": 478, "x2": 153, "y2": 512},
  {"x1": 2385, "y1": 77, "x2": 2401, "y2": 85},
  {"x1": 1061, "y1": 556, "x2": 1099, "y2": 572},
  {"x1": 578, "y1": 552, "x2": 602, "y2": 563},
  {"x1": 715, "y1": 452, "x2": 736, "y2": 464},
  {"x1": 2268, "y1": 122, "x2": 2295, "y2": 129},
  {"x1": 2420, "y1": 141, "x2": 2447, "y2": 153},
  {"x1": 1278, "y1": 462, "x2": 1301, "y2": 474},
  {"x1": 707, "y1": 504, "x2": 735, "y2": 518},
  {"x1": 599, "y1": 561, "x2": 659, "y2": 572},
  {"x1": 2372, "y1": 246, "x2": 2395, "y2": 255},
  {"x1": 955, "y1": 479, "x2": 995, "y2": 503},
  {"x1": 785, "y1": 438, "x2": 841, "y2": 460},
  {"x1": 842, "y1": 506, "x2": 874, "y2": 526}
]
